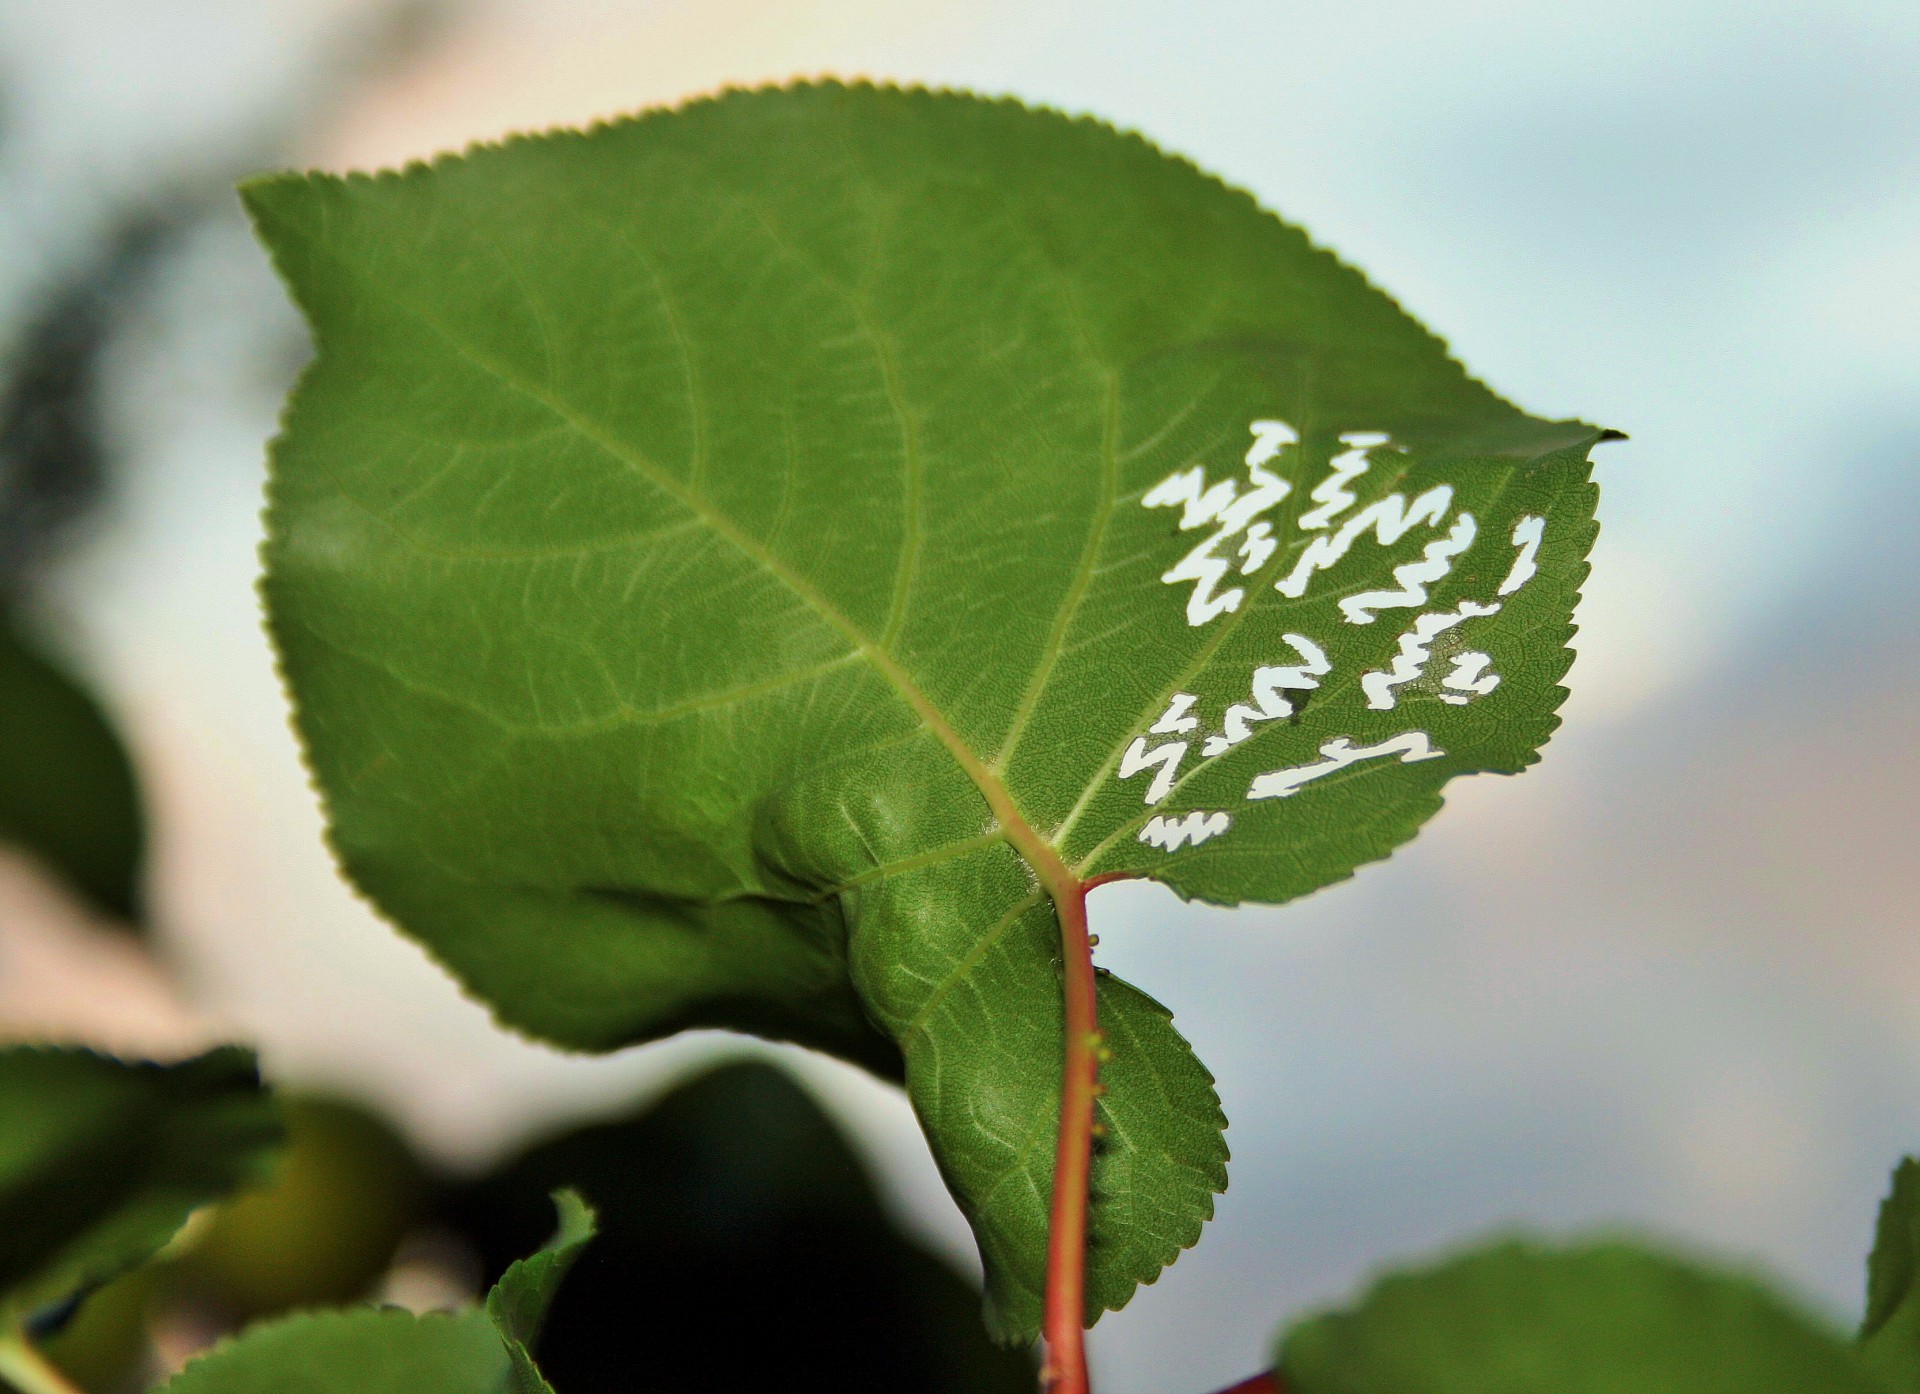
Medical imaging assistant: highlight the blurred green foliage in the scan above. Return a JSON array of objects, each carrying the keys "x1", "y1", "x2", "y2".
[
  {"x1": 173, "y1": 1095, "x2": 425, "y2": 1318},
  {"x1": 39, "y1": 1268, "x2": 156, "y2": 1393},
  {"x1": 0, "y1": 610, "x2": 144, "y2": 926},
  {"x1": 1277, "y1": 1238, "x2": 1898, "y2": 1394},
  {"x1": 1861, "y1": 1159, "x2": 1920, "y2": 1390},
  {"x1": 0, "y1": 1046, "x2": 279, "y2": 1324}
]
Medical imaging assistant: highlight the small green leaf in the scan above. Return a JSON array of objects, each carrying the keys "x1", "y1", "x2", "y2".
[
  {"x1": 486, "y1": 1191, "x2": 594, "y2": 1394},
  {"x1": 1278, "y1": 1238, "x2": 1892, "y2": 1394},
  {"x1": 1861, "y1": 1158, "x2": 1920, "y2": 1390},
  {"x1": 160, "y1": 1194, "x2": 597, "y2": 1394},
  {"x1": 0, "y1": 610, "x2": 145, "y2": 925},
  {"x1": 0, "y1": 1045, "x2": 280, "y2": 1322},
  {"x1": 245, "y1": 82, "x2": 1601, "y2": 1338}
]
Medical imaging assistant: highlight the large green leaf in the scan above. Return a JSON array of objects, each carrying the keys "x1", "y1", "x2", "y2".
[
  {"x1": 243, "y1": 82, "x2": 1602, "y2": 1339},
  {"x1": 1277, "y1": 1238, "x2": 1893, "y2": 1394},
  {"x1": 0, "y1": 609, "x2": 145, "y2": 925},
  {"x1": 0, "y1": 1045, "x2": 280, "y2": 1323},
  {"x1": 159, "y1": 1191, "x2": 593, "y2": 1394},
  {"x1": 173, "y1": 1094, "x2": 428, "y2": 1318}
]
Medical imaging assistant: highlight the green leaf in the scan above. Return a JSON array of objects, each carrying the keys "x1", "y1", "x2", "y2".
[
  {"x1": 243, "y1": 81, "x2": 1602, "y2": 1339},
  {"x1": 0, "y1": 1045, "x2": 280, "y2": 1322},
  {"x1": 158, "y1": 1309, "x2": 514, "y2": 1394},
  {"x1": 0, "y1": 609, "x2": 145, "y2": 925},
  {"x1": 174, "y1": 1094, "x2": 428, "y2": 1317},
  {"x1": 487, "y1": 1190, "x2": 593, "y2": 1394},
  {"x1": 439, "y1": 1059, "x2": 1036, "y2": 1394},
  {"x1": 159, "y1": 1193, "x2": 595, "y2": 1394},
  {"x1": 1277, "y1": 1238, "x2": 1892, "y2": 1394},
  {"x1": 1861, "y1": 1158, "x2": 1920, "y2": 1390}
]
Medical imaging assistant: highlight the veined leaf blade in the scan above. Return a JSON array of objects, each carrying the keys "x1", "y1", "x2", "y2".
[{"x1": 245, "y1": 83, "x2": 1601, "y2": 1338}]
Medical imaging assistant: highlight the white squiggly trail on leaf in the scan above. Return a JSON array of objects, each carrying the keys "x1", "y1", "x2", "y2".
[
  {"x1": 1245, "y1": 418, "x2": 1297, "y2": 468},
  {"x1": 1237, "y1": 521, "x2": 1277, "y2": 572},
  {"x1": 1142, "y1": 467, "x2": 1240, "y2": 530},
  {"x1": 1139, "y1": 811, "x2": 1232, "y2": 851},
  {"x1": 1297, "y1": 431, "x2": 1387, "y2": 530},
  {"x1": 1500, "y1": 514, "x2": 1544, "y2": 595},
  {"x1": 1144, "y1": 420, "x2": 1297, "y2": 626},
  {"x1": 1274, "y1": 485, "x2": 1455, "y2": 602},
  {"x1": 1439, "y1": 652, "x2": 1499, "y2": 704},
  {"x1": 1202, "y1": 633, "x2": 1330, "y2": 757},
  {"x1": 1119, "y1": 693, "x2": 1199, "y2": 804},
  {"x1": 1247, "y1": 732, "x2": 1445, "y2": 800},
  {"x1": 1340, "y1": 512, "x2": 1478, "y2": 624},
  {"x1": 1148, "y1": 692, "x2": 1201, "y2": 734},
  {"x1": 1361, "y1": 601, "x2": 1500, "y2": 710},
  {"x1": 1359, "y1": 515, "x2": 1547, "y2": 710}
]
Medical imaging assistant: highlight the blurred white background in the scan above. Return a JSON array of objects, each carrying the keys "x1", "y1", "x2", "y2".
[{"x1": 0, "y1": 1, "x2": 1915, "y2": 1389}]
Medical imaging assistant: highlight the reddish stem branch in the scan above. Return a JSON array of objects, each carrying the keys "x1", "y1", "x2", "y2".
[
  {"x1": 1035, "y1": 868, "x2": 1268, "y2": 1394},
  {"x1": 1041, "y1": 875, "x2": 1100, "y2": 1394},
  {"x1": 1203, "y1": 1375, "x2": 1285, "y2": 1394}
]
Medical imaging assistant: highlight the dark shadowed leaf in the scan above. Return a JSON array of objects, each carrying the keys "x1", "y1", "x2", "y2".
[
  {"x1": 245, "y1": 82, "x2": 1601, "y2": 1337},
  {"x1": 437, "y1": 1059, "x2": 1036, "y2": 1394},
  {"x1": 172, "y1": 1094, "x2": 428, "y2": 1317}
]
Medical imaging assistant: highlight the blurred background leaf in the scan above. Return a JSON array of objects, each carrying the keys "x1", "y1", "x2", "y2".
[
  {"x1": 0, "y1": 610, "x2": 145, "y2": 926},
  {"x1": 0, "y1": 126, "x2": 186, "y2": 942},
  {"x1": 35, "y1": 1266, "x2": 159, "y2": 1394},
  {"x1": 169, "y1": 1094, "x2": 426, "y2": 1320},
  {"x1": 1859, "y1": 1158, "x2": 1920, "y2": 1391},
  {"x1": 1276, "y1": 1238, "x2": 1894, "y2": 1394},
  {"x1": 30, "y1": 1092, "x2": 430, "y2": 1393},
  {"x1": 0, "y1": 1045, "x2": 280, "y2": 1324}
]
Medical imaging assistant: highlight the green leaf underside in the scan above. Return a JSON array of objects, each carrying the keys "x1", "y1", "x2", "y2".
[
  {"x1": 0, "y1": 610, "x2": 146, "y2": 924},
  {"x1": 161, "y1": 1192, "x2": 595, "y2": 1394},
  {"x1": 0, "y1": 1046, "x2": 280, "y2": 1321},
  {"x1": 1279, "y1": 1239, "x2": 1892, "y2": 1394},
  {"x1": 1861, "y1": 1158, "x2": 1920, "y2": 1390},
  {"x1": 244, "y1": 82, "x2": 1600, "y2": 1339}
]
